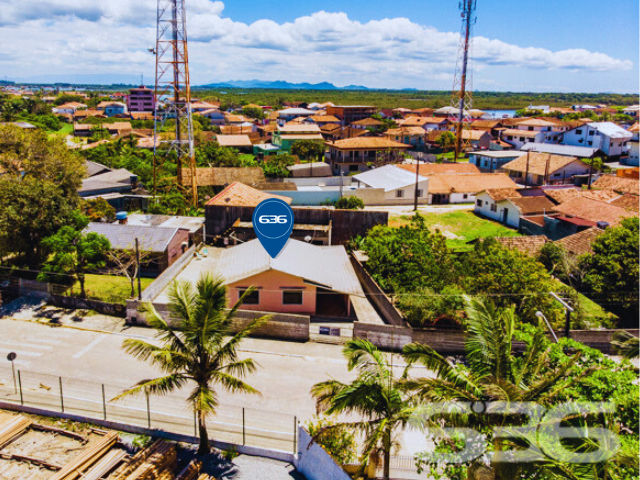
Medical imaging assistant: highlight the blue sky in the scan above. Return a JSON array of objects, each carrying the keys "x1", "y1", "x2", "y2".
[{"x1": 0, "y1": 0, "x2": 638, "y2": 93}]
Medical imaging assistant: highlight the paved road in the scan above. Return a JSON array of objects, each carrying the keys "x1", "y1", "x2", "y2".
[
  {"x1": 0, "y1": 317, "x2": 359, "y2": 450},
  {"x1": 0, "y1": 315, "x2": 430, "y2": 457}
]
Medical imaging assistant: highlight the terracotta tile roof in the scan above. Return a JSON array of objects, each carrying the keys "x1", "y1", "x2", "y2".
[
  {"x1": 182, "y1": 167, "x2": 265, "y2": 187},
  {"x1": 494, "y1": 236, "x2": 550, "y2": 256},
  {"x1": 215, "y1": 134, "x2": 253, "y2": 148},
  {"x1": 544, "y1": 187, "x2": 620, "y2": 204},
  {"x1": 351, "y1": 117, "x2": 383, "y2": 126},
  {"x1": 609, "y1": 194, "x2": 640, "y2": 213},
  {"x1": 462, "y1": 130, "x2": 490, "y2": 141},
  {"x1": 428, "y1": 173, "x2": 518, "y2": 195},
  {"x1": 629, "y1": 122, "x2": 639, "y2": 133},
  {"x1": 480, "y1": 188, "x2": 522, "y2": 201},
  {"x1": 399, "y1": 116, "x2": 430, "y2": 127},
  {"x1": 507, "y1": 196, "x2": 556, "y2": 215},
  {"x1": 278, "y1": 124, "x2": 321, "y2": 133},
  {"x1": 308, "y1": 115, "x2": 340, "y2": 123},
  {"x1": 514, "y1": 118, "x2": 556, "y2": 127},
  {"x1": 74, "y1": 109, "x2": 104, "y2": 117},
  {"x1": 501, "y1": 153, "x2": 582, "y2": 176},
  {"x1": 384, "y1": 127, "x2": 426, "y2": 137},
  {"x1": 501, "y1": 128, "x2": 542, "y2": 138},
  {"x1": 556, "y1": 227, "x2": 604, "y2": 256},
  {"x1": 130, "y1": 112, "x2": 155, "y2": 120},
  {"x1": 220, "y1": 125, "x2": 254, "y2": 135},
  {"x1": 471, "y1": 120, "x2": 501, "y2": 129},
  {"x1": 327, "y1": 137, "x2": 410, "y2": 150},
  {"x1": 206, "y1": 182, "x2": 292, "y2": 207},
  {"x1": 320, "y1": 124, "x2": 342, "y2": 134},
  {"x1": 592, "y1": 175, "x2": 640, "y2": 196},
  {"x1": 397, "y1": 163, "x2": 480, "y2": 175},
  {"x1": 552, "y1": 197, "x2": 637, "y2": 226}
]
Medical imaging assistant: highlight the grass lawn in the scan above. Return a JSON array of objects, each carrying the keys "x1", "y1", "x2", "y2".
[
  {"x1": 389, "y1": 210, "x2": 521, "y2": 251},
  {"x1": 551, "y1": 280, "x2": 618, "y2": 329},
  {"x1": 71, "y1": 274, "x2": 154, "y2": 304},
  {"x1": 50, "y1": 123, "x2": 73, "y2": 138}
]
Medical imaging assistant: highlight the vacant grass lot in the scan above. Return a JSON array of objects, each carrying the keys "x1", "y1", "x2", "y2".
[
  {"x1": 389, "y1": 210, "x2": 521, "y2": 250},
  {"x1": 71, "y1": 274, "x2": 154, "y2": 304}
]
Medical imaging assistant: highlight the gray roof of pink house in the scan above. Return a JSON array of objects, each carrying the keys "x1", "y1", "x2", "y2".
[{"x1": 215, "y1": 239, "x2": 365, "y2": 297}]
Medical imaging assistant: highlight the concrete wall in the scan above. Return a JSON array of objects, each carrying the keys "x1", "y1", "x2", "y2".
[
  {"x1": 49, "y1": 295, "x2": 126, "y2": 318},
  {"x1": 128, "y1": 301, "x2": 310, "y2": 342},
  {"x1": 266, "y1": 190, "x2": 341, "y2": 206},
  {"x1": 353, "y1": 322, "x2": 414, "y2": 351},
  {"x1": 296, "y1": 427, "x2": 351, "y2": 480},
  {"x1": 350, "y1": 256, "x2": 406, "y2": 327}
]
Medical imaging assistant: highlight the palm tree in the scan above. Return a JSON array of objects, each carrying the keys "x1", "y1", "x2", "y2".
[
  {"x1": 310, "y1": 339, "x2": 415, "y2": 480},
  {"x1": 402, "y1": 296, "x2": 584, "y2": 480},
  {"x1": 611, "y1": 330, "x2": 639, "y2": 359},
  {"x1": 114, "y1": 274, "x2": 266, "y2": 455}
]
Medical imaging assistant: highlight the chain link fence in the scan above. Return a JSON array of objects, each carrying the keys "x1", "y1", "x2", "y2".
[{"x1": 0, "y1": 365, "x2": 296, "y2": 452}]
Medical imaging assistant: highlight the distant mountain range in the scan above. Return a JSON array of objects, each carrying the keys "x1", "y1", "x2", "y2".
[{"x1": 197, "y1": 79, "x2": 418, "y2": 91}]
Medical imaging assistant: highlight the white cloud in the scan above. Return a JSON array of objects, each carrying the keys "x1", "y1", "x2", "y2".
[{"x1": 0, "y1": 1, "x2": 633, "y2": 90}]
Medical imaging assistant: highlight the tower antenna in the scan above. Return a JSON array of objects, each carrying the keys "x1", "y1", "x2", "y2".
[
  {"x1": 153, "y1": 0, "x2": 198, "y2": 206},
  {"x1": 451, "y1": 0, "x2": 477, "y2": 162}
]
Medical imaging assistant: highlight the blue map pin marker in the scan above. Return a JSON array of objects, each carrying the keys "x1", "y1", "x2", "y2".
[{"x1": 253, "y1": 198, "x2": 295, "y2": 258}]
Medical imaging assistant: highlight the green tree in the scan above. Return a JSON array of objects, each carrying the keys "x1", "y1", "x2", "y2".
[
  {"x1": 306, "y1": 416, "x2": 358, "y2": 465},
  {"x1": 334, "y1": 195, "x2": 365, "y2": 210},
  {"x1": 436, "y1": 131, "x2": 456, "y2": 154},
  {"x1": 241, "y1": 106, "x2": 266, "y2": 120},
  {"x1": 311, "y1": 339, "x2": 415, "y2": 480},
  {"x1": 363, "y1": 214, "x2": 454, "y2": 294},
  {"x1": 38, "y1": 213, "x2": 110, "y2": 298},
  {"x1": 80, "y1": 198, "x2": 116, "y2": 222},
  {"x1": 404, "y1": 297, "x2": 584, "y2": 480},
  {"x1": 115, "y1": 275, "x2": 266, "y2": 455},
  {"x1": 291, "y1": 139, "x2": 325, "y2": 161},
  {"x1": 53, "y1": 94, "x2": 86, "y2": 106},
  {"x1": 458, "y1": 238, "x2": 563, "y2": 325},
  {"x1": 0, "y1": 126, "x2": 85, "y2": 263},
  {"x1": 580, "y1": 218, "x2": 639, "y2": 324},
  {"x1": 263, "y1": 154, "x2": 296, "y2": 178}
]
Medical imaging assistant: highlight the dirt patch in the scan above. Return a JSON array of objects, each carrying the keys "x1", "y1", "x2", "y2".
[{"x1": 2, "y1": 430, "x2": 84, "y2": 466}]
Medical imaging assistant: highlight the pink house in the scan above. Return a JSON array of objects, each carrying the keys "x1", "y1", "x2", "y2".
[
  {"x1": 127, "y1": 86, "x2": 156, "y2": 112},
  {"x1": 215, "y1": 239, "x2": 364, "y2": 317}
]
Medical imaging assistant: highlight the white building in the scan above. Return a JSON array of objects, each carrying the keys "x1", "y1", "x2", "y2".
[
  {"x1": 561, "y1": 122, "x2": 632, "y2": 158},
  {"x1": 501, "y1": 129, "x2": 546, "y2": 149},
  {"x1": 468, "y1": 150, "x2": 522, "y2": 172},
  {"x1": 352, "y1": 165, "x2": 428, "y2": 204},
  {"x1": 475, "y1": 189, "x2": 555, "y2": 229},
  {"x1": 622, "y1": 105, "x2": 639, "y2": 119},
  {"x1": 625, "y1": 123, "x2": 639, "y2": 166}
]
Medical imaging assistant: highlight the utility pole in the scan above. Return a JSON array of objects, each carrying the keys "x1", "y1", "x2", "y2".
[
  {"x1": 524, "y1": 149, "x2": 530, "y2": 188},
  {"x1": 135, "y1": 238, "x2": 142, "y2": 300},
  {"x1": 413, "y1": 155, "x2": 421, "y2": 211}
]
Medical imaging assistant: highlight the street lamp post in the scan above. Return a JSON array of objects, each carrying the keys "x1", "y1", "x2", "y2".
[{"x1": 6, "y1": 352, "x2": 17, "y2": 394}]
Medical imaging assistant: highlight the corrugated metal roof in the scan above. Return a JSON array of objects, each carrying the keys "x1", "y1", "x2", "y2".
[
  {"x1": 216, "y1": 239, "x2": 364, "y2": 297},
  {"x1": 588, "y1": 122, "x2": 633, "y2": 139},
  {"x1": 86, "y1": 222, "x2": 179, "y2": 252},
  {"x1": 520, "y1": 143, "x2": 598, "y2": 157},
  {"x1": 354, "y1": 165, "x2": 427, "y2": 192}
]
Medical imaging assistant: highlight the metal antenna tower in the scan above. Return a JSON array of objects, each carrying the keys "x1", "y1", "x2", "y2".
[
  {"x1": 451, "y1": 0, "x2": 477, "y2": 161},
  {"x1": 153, "y1": 0, "x2": 198, "y2": 206}
]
